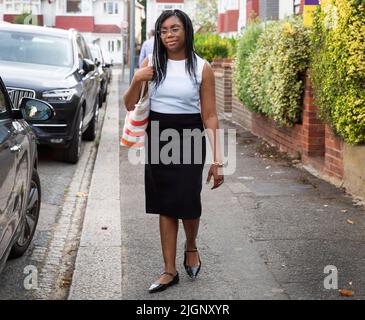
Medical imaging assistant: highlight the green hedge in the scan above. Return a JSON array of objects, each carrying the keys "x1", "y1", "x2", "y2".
[
  {"x1": 234, "y1": 17, "x2": 311, "y2": 126},
  {"x1": 232, "y1": 22, "x2": 263, "y2": 112},
  {"x1": 194, "y1": 33, "x2": 236, "y2": 62},
  {"x1": 311, "y1": 0, "x2": 365, "y2": 144}
]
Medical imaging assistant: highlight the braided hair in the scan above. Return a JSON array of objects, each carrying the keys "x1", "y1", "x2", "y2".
[{"x1": 152, "y1": 9, "x2": 198, "y2": 89}]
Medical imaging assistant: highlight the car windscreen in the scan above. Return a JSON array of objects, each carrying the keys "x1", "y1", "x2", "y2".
[{"x1": 0, "y1": 31, "x2": 73, "y2": 67}]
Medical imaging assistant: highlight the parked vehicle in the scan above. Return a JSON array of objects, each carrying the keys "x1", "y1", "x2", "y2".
[
  {"x1": 101, "y1": 48, "x2": 113, "y2": 82},
  {"x1": 88, "y1": 43, "x2": 108, "y2": 108},
  {"x1": 0, "y1": 24, "x2": 100, "y2": 164},
  {"x1": 0, "y1": 76, "x2": 54, "y2": 274}
]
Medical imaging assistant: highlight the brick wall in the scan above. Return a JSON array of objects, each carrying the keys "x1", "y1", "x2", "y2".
[
  {"x1": 324, "y1": 125, "x2": 344, "y2": 179},
  {"x1": 212, "y1": 58, "x2": 233, "y2": 115},
  {"x1": 212, "y1": 58, "x2": 345, "y2": 180},
  {"x1": 232, "y1": 95, "x2": 253, "y2": 132}
]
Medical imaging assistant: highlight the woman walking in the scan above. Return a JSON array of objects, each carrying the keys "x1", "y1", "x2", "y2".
[{"x1": 123, "y1": 9, "x2": 224, "y2": 293}]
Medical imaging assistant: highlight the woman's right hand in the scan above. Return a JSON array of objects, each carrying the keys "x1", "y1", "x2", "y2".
[{"x1": 134, "y1": 66, "x2": 154, "y2": 83}]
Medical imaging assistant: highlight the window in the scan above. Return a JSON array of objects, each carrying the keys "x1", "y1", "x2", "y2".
[
  {"x1": 76, "y1": 36, "x2": 88, "y2": 59},
  {"x1": 104, "y1": 2, "x2": 119, "y2": 15},
  {"x1": 108, "y1": 40, "x2": 121, "y2": 53},
  {"x1": 0, "y1": 31, "x2": 74, "y2": 67},
  {"x1": 108, "y1": 40, "x2": 115, "y2": 52},
  {"x1": 67, "y1": 0, "x2": 81, "y2": 13},
  {"x1": 156, "y1": 3, "x2": 184, "y2": 17},
  {"x1": 4, "y1": 0, "x2": 41, "y2": 14}
]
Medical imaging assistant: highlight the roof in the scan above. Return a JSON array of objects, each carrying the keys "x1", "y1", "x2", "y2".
[
  {"x1": 93, "y1": 24, "x2": 121, "y2": 34},
  {"x1": 0, "y1": 23, "x2": 73, "y2": 38}
]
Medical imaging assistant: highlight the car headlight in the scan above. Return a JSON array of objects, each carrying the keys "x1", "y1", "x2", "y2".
[{"x1": 42, "y1": 89, "x2": 77, "y2": 102}]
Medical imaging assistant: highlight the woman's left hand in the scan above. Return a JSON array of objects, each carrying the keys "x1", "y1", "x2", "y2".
[{"x1": 206, "y1": 164, "x2": 224, "y2": 190}]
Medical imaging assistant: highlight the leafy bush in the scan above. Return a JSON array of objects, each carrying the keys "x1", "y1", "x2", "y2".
[
  {"x1": 244, "y1": 17, "x2": 312, "y2": 126},
  {"x1": 194, "y1": 33, "x2": 236, "y2": 62},
  {"x1": 13, "y1": 13, "x2": 32, "y2": 24},
  {"x1": 311, "y1": 0, "x2": 365, "y2": 144},
  {"x1": 232, "y1": 22, "x2": 263, "y2": 111}
]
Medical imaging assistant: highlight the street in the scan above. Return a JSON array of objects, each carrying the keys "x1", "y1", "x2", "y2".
[{"x1": 0, "y1": 80, "x2": 108, "y2": 300}]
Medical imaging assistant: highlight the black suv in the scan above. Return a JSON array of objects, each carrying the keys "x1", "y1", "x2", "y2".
[
  {"x1": 0, "y1": 76, "x2": 54, "y2": 274},
  {"x1": 0, "y1": 24, "x2": 100, "y2": 163},
  {"x1": 89, "y1": 42, "x2": 109, "y2": 108}
]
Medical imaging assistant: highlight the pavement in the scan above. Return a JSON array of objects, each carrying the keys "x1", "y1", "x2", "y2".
[{"x1": 69, "y1": 68, "x2": 365, "y2": 300}]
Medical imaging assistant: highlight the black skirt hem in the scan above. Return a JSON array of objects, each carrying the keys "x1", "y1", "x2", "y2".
[{"x1": 145, "y1": 211, "x2": 201, "y2": 220}]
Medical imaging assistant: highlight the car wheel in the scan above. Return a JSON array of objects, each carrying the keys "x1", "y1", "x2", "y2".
[
  {"x1": 82, "y1": 102, "x2": 99, "y2": 141},
  {"x1": 64, "y1": 109, "x2": 83, "y2": 164},
  {"x1": 9, "y1": 170, "x2": 41, "y2": 259}
]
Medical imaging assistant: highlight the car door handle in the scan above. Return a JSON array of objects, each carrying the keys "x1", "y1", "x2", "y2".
[{"x1": 10, "y1": 144, "x2": 23, "y2": 153}]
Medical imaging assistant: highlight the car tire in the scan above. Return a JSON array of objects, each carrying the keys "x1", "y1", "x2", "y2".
[
  {"x1": 64, "y1": 109, "x2": 83, "y2": 164},
  {"x1": 98, "y1": 91, "x2": 103, "y2": 108},
  {"x1": 9, "y1": 170, "x2": 41, "y2": 259},
  {"x1": 82, "y1": 102, "x2": 99, "y2": 141},
  {"x1": 102, "y1": 85, "x2": 108, "y2": 103}
]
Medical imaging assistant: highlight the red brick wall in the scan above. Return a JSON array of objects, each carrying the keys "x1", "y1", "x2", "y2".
[
  {"x1": 301, "y1": 72, "x2": 325, "y2": 157},
  {"x1": 212, "y1": 58, "x2": 232, "y2": 114},
  {"x1": 252, "y1": 114, "x2": 304, "y2": 157},
  {"x1": 232, "y1": 95, "x2": 253, "y2": 132},
  {"x1": 324, "y1": 125, "x2": 344, "y2": 179},
  {"x1": 213, "y1": 59, "x2": 345, "y2": 179}
]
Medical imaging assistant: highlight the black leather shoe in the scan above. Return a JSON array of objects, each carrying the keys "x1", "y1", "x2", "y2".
[
  {"x1": 148, "y1": 271, "x2": 179, "y2": 293},
  {"x1": 184, "y1": 243, "x2": 201, "y2": 280}
]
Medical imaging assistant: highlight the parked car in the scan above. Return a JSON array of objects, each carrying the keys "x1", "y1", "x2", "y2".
[
  {"x1": 88, "y1": 43, "x2": 108, "y2": 108},
  {"x1": 101, "y1": 48, "x2": 113, "y2": 82},
  {"x1": 0, "y1": 76, "x2": 55, "y2": 274},
  {"x1": 0, "y1": 24, "x2": 100, "y2": 164}
]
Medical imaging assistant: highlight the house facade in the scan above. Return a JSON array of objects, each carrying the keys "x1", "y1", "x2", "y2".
[
  {"x1": 0, "y1": 0, "x2": 133, "y2": 65},
  {"x1": 217, "y1": 0, "x2": 304, "y2": 36},
  {"x1": 146, "y1": 0, "x2": 197, "y2": 37}
]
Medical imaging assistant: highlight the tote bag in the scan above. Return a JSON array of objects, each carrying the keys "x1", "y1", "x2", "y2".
[{"x1": 120, "y1": 54, "x2": 152, "y2": 149}]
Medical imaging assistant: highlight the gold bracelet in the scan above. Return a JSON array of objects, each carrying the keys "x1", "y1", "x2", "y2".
[{"x1": 212, "y1": 161, "x2": 224, "y2": 167}]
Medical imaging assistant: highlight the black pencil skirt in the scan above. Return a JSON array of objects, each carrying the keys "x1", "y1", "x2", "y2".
[{"x1": 145, "y1": 110, "x2": 206, "y2": 219}]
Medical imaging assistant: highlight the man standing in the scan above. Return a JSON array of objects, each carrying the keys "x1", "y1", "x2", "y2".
[{"x1": 138, "y1": 29, "x2": 155, "y2": 68}]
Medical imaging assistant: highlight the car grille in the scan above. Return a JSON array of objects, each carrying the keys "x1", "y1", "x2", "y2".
[{"x1": 6, "y1": 87, "x2": 36, "y2": 109}]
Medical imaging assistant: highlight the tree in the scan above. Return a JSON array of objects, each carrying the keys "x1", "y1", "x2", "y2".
[
  {"x1": 191, "y1": 0, "x2": 218, "y2": 33},
  {"x1": 138, "y1": 0, "x2": 146, "y2": 43}
]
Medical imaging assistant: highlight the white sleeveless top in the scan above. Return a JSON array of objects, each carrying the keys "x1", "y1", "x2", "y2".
[{"x1": 149, "y1": 53, "x2": 207, "y2": 114}]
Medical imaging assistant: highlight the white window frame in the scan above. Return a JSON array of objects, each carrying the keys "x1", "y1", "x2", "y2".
[
  {"x1": 4, "y1": 0, "x2": 41, "y2": 14},
  {"x1": 56, "y1": 0, "x2": 92, "y2": 16},
  {"x1": 108, "y1": 39, "x2": 121, "y2": 53},
  {"x1": 156, "y1": 3, "x2": 184, "y2": 17},
  {"x1": 104, "y1": 1, "x2": 119, "y2": 15}
]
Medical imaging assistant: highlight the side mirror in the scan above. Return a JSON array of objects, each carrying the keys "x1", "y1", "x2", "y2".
[
  {"x1": 19, "y1": 98, "x2": 55, "y2": 121},
  {"x1": 94, "y1": 58, "x2": 101, "y2": 67},
  {"x1": 83, "y1": 58, "x2": 95, "y2": 74}
]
